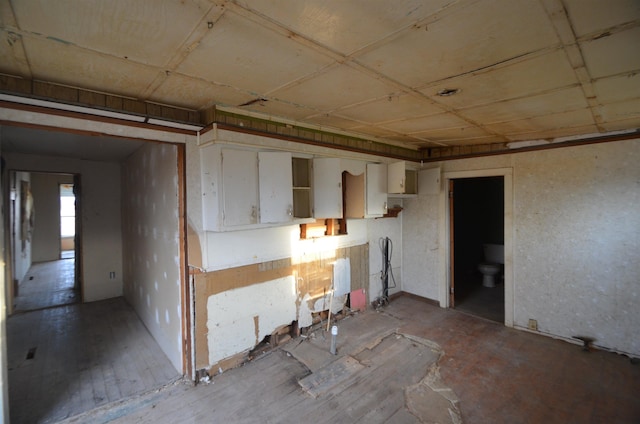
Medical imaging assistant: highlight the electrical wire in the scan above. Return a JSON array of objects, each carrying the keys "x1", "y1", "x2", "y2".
[{"x1": 377, "y1": 237, "x2": 397, "y2": 306}]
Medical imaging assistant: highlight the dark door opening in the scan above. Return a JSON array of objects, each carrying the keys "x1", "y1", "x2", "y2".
[{"x1": 451, "y1": 176, "x2": 504, "y2": 323}]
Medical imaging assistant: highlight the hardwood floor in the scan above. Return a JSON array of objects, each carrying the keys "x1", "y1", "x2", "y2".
[
  {"x1": 58, "y1": 295, "x2": 640, "y2": 424},
  {"x1": 7, "y1": 297, "x2": 180, "y2": 423},
  {"x1": 13, "y1": 258, "x2": 79, "y2": 312}
]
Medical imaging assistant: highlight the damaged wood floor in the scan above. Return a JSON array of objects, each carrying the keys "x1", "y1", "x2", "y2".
[
  {"x1": 63, "y1": 308, "x2": 457, "y2": 424},
  {"x1": 15, "y1": 294, "x2": 640, "y2": 423}
]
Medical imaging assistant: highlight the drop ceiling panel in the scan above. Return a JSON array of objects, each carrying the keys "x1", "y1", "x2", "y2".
[
  {"x1": 593, "y1": 73, "x2": 640, "y2": 104},
  {"x1": 505, "y1": 124, "x2": 600, "y2": 142},
  {"x1": 11, "y1": 0, "x2": 213, "y2": 67},
  {"x1": 272, "y1": 65, "x2": 394, "y2": 111},
  {"x1": 381, "y1": 113, "x2": 473, "y2": 134},
  {"x1": 422, "y1": 50, "x2": 578, "y2": 109},
  {"x1": 564, "y1": 0, "x2": 640, "y2": 37},
  {"x1": 485, "y1": 109, "x2": 596, "y2": 135},
  {"x1": 598, "y1": 99, "x2": 640, "y2": 122},
  {"x1": 23, "y1": 37, "x2": 160, "y2": 98},
  {"x1": 0, "y1": 29, "x2": 28, "y2": 76},
  {"x1": 236, "y1": 99, "x2": 321, "y2": 122},
  {"x1": 336, "y1": 94, "x2": 443, "y2": 124},
  {"x1": 411, "y1": 125, "x2": 493, "y2": 141},
  {"x1": 149, "y1": 74, "x2": 251, "y2": 110},
  {"x1": 580, "y1": 27, "x2": 640, "y2": 79},
  {"x1": 238, "y1": 0, "x2": 453, "y2": 55},
  {"x1": 176, "y1": 11, "x2": 334, "y2": 97},
  {"x1": 599, "y1": 116, "x2": 640, "y2": 132},
  {"x1": 355, "y1": 0, "x2": 559, "y2": 87},
  {"x1": 461, "y1": 87, "x2": 589, "y2": 124},
  {"x1": 443, "y1": 135, "x2": 506, "y2": 146}
]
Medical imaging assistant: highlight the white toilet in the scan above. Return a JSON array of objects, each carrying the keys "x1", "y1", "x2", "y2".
[{"x1": 478, "y1": 244, "x2": 504, "y2": 288}]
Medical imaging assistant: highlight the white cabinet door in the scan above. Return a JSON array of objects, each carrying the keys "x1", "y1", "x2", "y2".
[
  {"x1": 222, "y1": 149, "x2": 258, "y2": 227},
  {"x1": 366, "y1": 163, "x2": 388, "y2": 217},
  {"x1": 313, "y1": 158, "x2": 342, "y2": 218},
  {"x1": 258, "y1": 151, "x2": 293, "y2": 224},
  {"x1": 387, "y1": 161, "x2": 406, "y2": 194}
]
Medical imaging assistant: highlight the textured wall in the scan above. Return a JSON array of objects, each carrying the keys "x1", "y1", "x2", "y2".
[
  {"x1": 122, "y1": 143, "x2": 182, "y2": 372},
  {"x1": 402, "y1": 138, "x2": 640, "y2": 356},
  {"x1": 513, "y1": 139, "x2": 640, "y2": 355}
]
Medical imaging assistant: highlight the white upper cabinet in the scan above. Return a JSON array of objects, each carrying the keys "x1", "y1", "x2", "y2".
[
  {"x1": 313, "y1": 157, "x2": 342, "y2": 218},
  {"x1": 258, "y1": 151, "x2": 293, "y2": 224},
  {"x1": 222, "y1": 149, "x2": 259, "y2": 227},
  {"x1": 387, "y1": 160, "x2": 417, "y2": 197},
  {"x1": 366, "y1": 163, "x2": 388, "y2": 217},
  {"x1": 344, "y1": 163, "x2": 388, "y2": 218}
]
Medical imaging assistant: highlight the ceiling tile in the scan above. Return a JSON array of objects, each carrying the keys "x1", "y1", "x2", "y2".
[
  {"x1": 485, "y1": 109, "x2": 596, "y2": 135},
  {"x1": 237, "y1": 99, "x2": 321, "y2": 122},
  {"x1": 593, "y1": 73, "x2": 640, "y2": 104},
  {"x1": 235, "y1": 0, "x2": 453, "y2": 55},
  {"x1": 580, "y1": 27, "x2": 640, "y2": 79},
  {"x1": 381, "y1": 113, "x2": 473, "y2": 134},
  {"x1": 461, "y1": 87, "x2": 589, "y2": 124},
  {"x1": 23, "y1": 37, "x2": 159, "y2": 98},
  {"x1": 564, "y1": 0, "x2": 640, "y2": 37},
  {"x1": 0, "y1": 29, "x2": 29, "y2": 77},
  {"x1": 304, "y1": 114, "x2": 370, "y2": 132},
  {"x1": 410, "y1": 126, "x2": 492, "y2": 141},
  {"x1": 355, "y1": 0, "x2": 559, "y2": 87},
  {"x1": 177, "y1": 11, "x2": 334, "y2": 97},
  {"x1": 599, "y1": 116, "x2": 640, "y2": 132},
  {"x1": 505, "y1": 124, "x2": 600, "y2": 141},
  {"x1": 336, "y1": 94, "x2": 443, "y2": 124},
  {"x1": 150, "y1": 74, "x2": 251, "y2": 110},
  {"x1": 11, "y1": 0, "x2": 214, "y2": 67},
  {"x1": 272, "y1": 65, "x2": 395, "y2": 111},
  {"x1": 597, "y1": 99, "x2": 640, "y2": 122},
  {"x1": 421, "y1": 50, "x2": 578, "y2": 108}
]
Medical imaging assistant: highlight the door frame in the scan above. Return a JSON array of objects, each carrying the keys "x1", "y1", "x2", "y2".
[{"x1": 439, "y1": 167, "x2": 514, "y2": 327}]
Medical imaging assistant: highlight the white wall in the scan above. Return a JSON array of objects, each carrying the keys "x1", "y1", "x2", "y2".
[
  {"x1": 122, "y1": 143, "x2": 183, "y2": 373},
  {"x1": 4, "y1": 152, "x2": 124, "y2": 302},
  {"x1": 402, "y1": 138, "x2": 640, "y2": 356}
]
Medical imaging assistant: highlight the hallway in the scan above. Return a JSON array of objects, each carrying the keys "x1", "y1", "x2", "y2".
[
  {"x1": 13, "y1": 258, "x2": 79, "y2": 312},
  {"x1": 7, "y1": 297, "x2": 181, "y2": 423}
]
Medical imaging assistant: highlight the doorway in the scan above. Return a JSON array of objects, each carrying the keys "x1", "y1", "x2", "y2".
[
  {"x1": 10, "y1": 171, "x2": 81, "y2": 312},
  {"x1": 450, "y1": 176, "x2": 504, "y2": 322}
]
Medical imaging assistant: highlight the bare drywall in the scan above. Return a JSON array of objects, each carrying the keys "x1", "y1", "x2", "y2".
[
  {"x1": 4, "y1": 152, "x2": 123, "y2": 302},
  {"x1": 402, "y1": 138, "x2": 640, "y2": 356},
  {"x1": 31, "y1": 173, "x2": 74, "y2": 262},
  {"x1": 122, "y1": 142, "x2": 182, "y2": 372}
]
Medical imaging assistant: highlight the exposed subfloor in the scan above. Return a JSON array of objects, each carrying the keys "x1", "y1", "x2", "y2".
[
  {"x1": 7, "y1": 297, "x2": 181, "y2": 423},
  {"x1": 13, "y1": 258, "x2": 80, "y2": 312},
  {"x1": 60, "y1": 295, "x2": 639, "y2": 424}
]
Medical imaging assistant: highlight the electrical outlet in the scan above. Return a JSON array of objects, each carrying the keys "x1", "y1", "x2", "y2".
[
  {"x1": 109, "y1": 271, "x2": 116, "y2": 279},
  {"x1": 528, "y1": 319, "x2": 538, "y2": 331}
]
